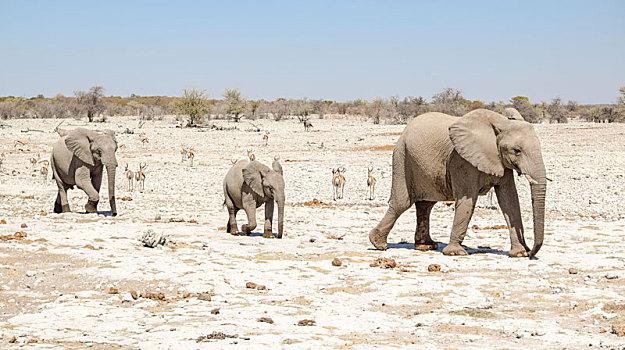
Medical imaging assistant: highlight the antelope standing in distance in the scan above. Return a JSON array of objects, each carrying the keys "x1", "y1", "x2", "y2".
[
  {"x1": 298, "y1": 116, "x2": 313, "y2": 131},
  {"x1": 262, "y1": 132, "x2": 269, "y2": 146},
  {"x1": 338, "y1": 167, "x2": 346, "y2": 199},
  {"x1": 180, "y1": 145, "x2": 189, "y2": 163},
  {"x1": 30, "y1": 153, "x2": 40, "y2": 171},
  {"x1": 367, "y1": 166, "x2": 376, "y2": 200},
  {"x1": 125, "y1": 164, "x2": 134, "y2": 192},
  {"x1": 0, "y1": 152, "x2": 5, "y2": 171},
  {"x1": 188, "y1": 148, "x2": 195, "y2": 167},
  {"x1": 332, "y1": 168, "x2": 346, "y2": 201},
  {"x1": 247, "y1": 148, "x2": 255, "y2": 161},
  {"x1": 139, "y1": 136, "x2": 149, "y2": 147},
  {"x1": 14, "y1": 139, "x2": 29, "y2": 151},
  {"x1": 135, "y1": 163, "x2": 147, "y2": 192},
  {"x1": 39, "y1": 160, "x2": 49, "y2": 183}
]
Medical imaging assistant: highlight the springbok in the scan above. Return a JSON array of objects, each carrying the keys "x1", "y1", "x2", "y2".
[
  {"x1": 39, "y1": 160, "x2": 49, "y2": 183},
  {"x1": 139, "y1": 136, "x2": 149, "y2": 147},
  {"x1": 135, "y1": 163, "x2": 147, "y2": 192},
  {"x1": 30, "y1": 153, "x2": 40, "y2": 171},
  {"x1": 14, "y1": 139, "x2": 29, "y2": 149},
  {"x1": 338, "y1": 167, "x2": 346, "y2": 199},
  {"x1": 125, "y1": 164, "x2": 134, "y2": 192},
  {"x1": 262, "y1": 133, "x2": 269, "y2": 146},
  {"x1": 180, "y1": 145, "x2": 189, "y2": 163},
  {"x1": 188, "y1": 148, "x2": 195, "y2": 167},
  {"x1": 247, "y1": 148, "x2": 255, "y2": 161},
  {"x1": 367, "y1": 166, "x2": 376, "y2": 200}
]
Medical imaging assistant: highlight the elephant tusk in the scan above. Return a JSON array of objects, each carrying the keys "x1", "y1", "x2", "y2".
[{"x1": 524, "y1": 174, "x2": 539, "y2": 184}]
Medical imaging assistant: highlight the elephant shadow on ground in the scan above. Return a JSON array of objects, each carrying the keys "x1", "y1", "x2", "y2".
[
  {"x1": 79, "y1": 210, "x2": 115, "y2": 217},
  {"x1": 382, "y1": 241, "x2": 509, "y2": 256},
  {"x1": 232, "y1": 231, "x2": 277, "y2": 238}
]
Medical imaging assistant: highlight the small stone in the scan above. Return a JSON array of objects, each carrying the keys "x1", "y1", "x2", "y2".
[
  {"x1": 568, "y1": 268, "x2": 579, "y2": 275},
  {"x1": 256, "y1": 285, "x2": 266, "y2": 291},
  {"x1": 130, "y1": 291, "x2": 139, "y2": 300},
  {"x1": 427, "y1": 264, "x2": 441, "y2": 272},
  {"x1": 26, "y1": 270, "x2": 37, "y2": 277},
  {"x1": 309, "y1": 238, "x2": 316, "y2": 243},
  {"x1": 257, "y1": 317, "x2": 274, "y2": 324},
  {"x1": 246, "y1": 282, "x2": 257, "y2": 289},
  {"x1": 108, "y1": 287, "x2": 119, "y2": 294},
  {"x1": 297, "y1": 319, "x2": 315, "y2": 326},
  {"x1": 198, "y1": 293, "x2": 212, "y2": 301},
  {"x1": 332, "y1": 258, "x2": 342, "y2": 267},
  {"x1": 605, "y1": 272, "x2": 619, "y2": 280},
  {"x1": 415, "y1": 322, "x2": 425, "y2": 327},
  {"x1": 20, "y1": 223, "x2": 27, "y2": 228},
  {"x1": 612, "y1": 324, "x2": 625, "y2": 337},
  {"x1": 210, "y1": 308, "x2": 220, "y2": 315},
  {"x1": 84, "y1": 244, "x2": 97, "y2": 250},
  {"x1": 154, "y1": 214, "x2": 161, "y2": 221},
  {"x1": 8, "y1": 335, "x2": 16, "y2": 343}
]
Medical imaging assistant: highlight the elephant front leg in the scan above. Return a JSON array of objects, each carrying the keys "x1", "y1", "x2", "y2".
[
  {"x1": 240, "y1": 198, "x2": 257, "y2": 236},
  {"x1": 263, "y1": 200, "x2": 274, "y2": 238},
  {"x1": 75, "y1": 168, "x2": 99, "y2": 214},
  {"x1": 442, "y1": 195, "x2": 477, "y2": 256},
  {"x1": 414, "y1": 201, "x2": 438, "y2": 251},
  {"x1": 495, "y1": 173, "x2": 529, "y2": 257}
]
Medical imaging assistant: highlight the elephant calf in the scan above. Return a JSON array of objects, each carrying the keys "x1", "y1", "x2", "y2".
[
  {"x1": 223, "y1": 159, "x2": 285, "y2": 238},
  {"x1": 369, "y1": 109, "x2": 547, "y2": 258},
  {"x1": 51, "y1": 128, "x2": 118, "y2": 216}
]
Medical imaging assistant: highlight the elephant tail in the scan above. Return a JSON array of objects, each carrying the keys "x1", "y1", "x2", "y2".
[{"x1": 49, "y1": 154, "x2": 57, "y2": 182}]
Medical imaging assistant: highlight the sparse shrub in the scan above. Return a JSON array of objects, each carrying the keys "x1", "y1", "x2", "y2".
[
  {"x1": 75, "y1": 86, "x2": 105, "y2": 122},
  {"x1": 547, "y1": 97, "x2": 568, "y2": 123},
  {"x1": 510, "y1": 96, "x2": 541, "y2": 123},
  {"x1": 224, "y1": 88, "x2": 246, "y2": 122},
  {"x1": 431, "y1": 88, "x2": 468, "y2": 116},
  {"x1": 175, "y1": 88, "x2": 211, "y2": 126}
]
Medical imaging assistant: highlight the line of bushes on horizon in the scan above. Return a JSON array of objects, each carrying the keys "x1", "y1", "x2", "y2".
[{"x1": 1, "y1": 86, "x2": 624, "y2": 125}]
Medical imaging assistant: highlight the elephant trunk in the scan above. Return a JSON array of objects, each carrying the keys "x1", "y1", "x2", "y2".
[
  {"x1": 106, "y1": 164, "x2": 117, "y2": 216},
  {"x1": 276, "y1": 198, "x2": 284, "y2": 239},
  {"x1": 526, "y1": 158, "x2": 546, "y2": 259}
]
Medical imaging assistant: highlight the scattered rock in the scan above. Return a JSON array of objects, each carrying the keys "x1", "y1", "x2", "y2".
[
  {"x1": 154, "y1": 214, "x2": 161, "y2": 221},
  {"x1": 415, "y1": 322, "x2": 425, "y2": 327},
  {"x1": 605, "y1": 272, "x2": 619, "y2": 280},
  {"x1": 283, "y1": 339, "x2": 300, "y2": 345},
  {"x1": 568, "y1": 268, "x2": 579, "y2": 275},
  {"x1": 332, "y1": 258, "x2": 342, "y2": 267},
  {"x1": 256, "y1": 285, "x2": 267, "y2": 291},
  {"x1": 246, "y1": 282, "x2": 257, "y2": 289},
  {"x1": 198, "y1": 293, "x2": 212, "y2": 301},
  {"x1": 427, "y1": 264, "x2": 441, "y2": 272},
  {"x1": 297, "y1": 319, "x2": 316, "y2": 326},
  {"x1": 309, "y1": 238, "x2": 316, "y2": 243},
  {"x1": 119, "y1": 196, "x2": 132, "y2": 201},
  {"x1": 210, "y1": 308, "x2": 220, "y2": 315},
  {"x1": 130, "y1": 291, "x2": 139, "y2": 300},
  {"x1": 84, "y1": 244, "x2": 98, "y2": 250},
  {"x1": 197, "y1": 332, "x2": 238, "y2": 342},
  {"x1": 611, "y1": 324, "x2": 625, "y2": 337},
  {"x1": 0, "y1": 219, "x2": 6, "y2": 224},
  {"x1": 140, "y1": 230, "x2": 167, "y2": 248},
  {"x1": 0, "y1": 231, "x2": 26, "y2": 241},
  {"x1": 108, "y1": 287, "x2": 119, "y2": 294},
  {"x1": 370, "y1": 258, "x2": 397, "y2": 269},
  {"x1": 8, "y1": 335, "x2": 16, "y2": 343},
  {"x1": 20, "y1": 223, "x2": 27, "y2": 228},
  {"x1": 258, "y1": 317, "x2": 274, "y2": 324},
  {"x1": 144, "y1": 291, "x2": 165, "y2": 301}
]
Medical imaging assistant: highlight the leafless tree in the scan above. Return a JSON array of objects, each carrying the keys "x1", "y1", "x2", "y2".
[
  {"x1": 431, "y1": 88, "x2": 468, "y2": 116},
  {"x1": 74, "y1": 86, "x2": 105, "y2": 122},
  {"x1": 547, "y1": 97, "x2": 568, "y2": 123}
]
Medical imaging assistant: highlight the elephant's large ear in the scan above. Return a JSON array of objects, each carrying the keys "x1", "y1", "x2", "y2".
[
  {"x1": 65, "y1": 128, "x2": 95, "y2": 166},
  {"x1": 242, "y1": 161, "x2": 270, "y2": 196},
  {"x1": 448, "y1": 110, "x2": 506, "y2": 177}
]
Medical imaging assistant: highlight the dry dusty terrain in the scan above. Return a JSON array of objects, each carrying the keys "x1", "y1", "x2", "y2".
[{"x1": 1, "y1": 116, "x2": 624, "y2": 349}]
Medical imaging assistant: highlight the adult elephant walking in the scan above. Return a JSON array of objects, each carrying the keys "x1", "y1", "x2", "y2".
[
  {"x1": 223, "y1": 159, "x2": 285, "y2": 238},
  {"x1": 369, "y1": 109, "x2": 547, "y2": 258},
  {"x1": 50, "y1": 128, "x2": 118, "y2": 216}
]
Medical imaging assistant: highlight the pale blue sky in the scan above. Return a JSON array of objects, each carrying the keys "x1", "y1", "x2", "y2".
[{"x1": 1, "y1": 1, "x2": 623, "y2": 103}]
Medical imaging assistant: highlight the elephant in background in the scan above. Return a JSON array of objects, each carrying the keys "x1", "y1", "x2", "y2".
[
  {"x1": 223, "y1": 158, "x2": 285, "y2": 238},
  {"x1": 369, "y1": 109, "x2": 547, "y2": 258},
  {"x1": 51, "y1": 128, "x2": 118, "y2": 216}
]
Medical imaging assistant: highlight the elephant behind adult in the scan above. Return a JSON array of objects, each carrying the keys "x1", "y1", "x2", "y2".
[
  {"x1": 51, "y1": 128, "x2": 118, "y2": 216},
  {"x1": 369, "y1": 109, "x2": 547, "y2": 258},
  {"x1": 223, "y1": 159, "x2": 285, "y2": 238}
]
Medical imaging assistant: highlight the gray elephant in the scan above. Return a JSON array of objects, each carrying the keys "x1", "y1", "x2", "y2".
[
  {"x1": 50, "y1": 128, "x2": 118, "y2": 216},
  {"x1": 369, "y1": 109, "x2": 547, "y2": 258},
  {"x1": 223, "y1": 159, "x2": 285, "y2": 238}
]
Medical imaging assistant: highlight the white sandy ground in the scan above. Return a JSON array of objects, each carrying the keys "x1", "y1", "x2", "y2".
[{"x1": 0, "y1": 116, "x2": 624, "y2": 349}]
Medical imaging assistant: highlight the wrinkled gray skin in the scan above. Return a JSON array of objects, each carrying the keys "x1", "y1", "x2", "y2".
[
  {"x1": 51, "y1": 128, "x2": 118, "y2": 216},
  {"x1": 223, "y1": 159, "x2": 285, "y2": 238},
  {"x1": 369, "y1": 109, "x2": 547, "y2": 258}
]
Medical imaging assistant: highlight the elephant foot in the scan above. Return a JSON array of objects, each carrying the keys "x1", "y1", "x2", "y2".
[
  {"x1": 262, "y1": 231, "x2": 275, "y2": 239},
  {"x1": 369, "y1": 228, "x2": 388, "y2": 250},
  {"x1": 54, "y1": 201, "x2": 62, "y2": 213},
  {"x1": 509, "y1": 246, "x2": 529, "y2": 258},
  {"x1": 241, "y1": 224, "x2": 252, "y2": 236},
  {"x1": 414, "y1": 241, "x2": 438, "y2": 251},
  {"x1": 85, "y1": 200, "x2": 98, "y2": 214},
  {"x1": 442, "y1": 244, "x2": 468, "y2": 256}
]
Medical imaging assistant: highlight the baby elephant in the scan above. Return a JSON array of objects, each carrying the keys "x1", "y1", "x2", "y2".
[{"x1": 223, "y1": 159, "x2": 285, "y2": 238}]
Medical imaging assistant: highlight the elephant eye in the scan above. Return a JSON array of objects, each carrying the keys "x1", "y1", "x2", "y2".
[{"x1": 512, "y1": 148, "x2": 521, "y2": 155}]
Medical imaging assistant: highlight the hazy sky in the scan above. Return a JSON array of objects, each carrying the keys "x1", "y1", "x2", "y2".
[{"x1": 1, "y1": 1, "x2": 623, "y2": 103}]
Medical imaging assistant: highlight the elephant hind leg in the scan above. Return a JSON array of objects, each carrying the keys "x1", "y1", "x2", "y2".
[
  {"x1": 414, "y1": 201, "x2": 438, "y2": 251},
  {"x1": 369, "y1": 193, "x2": 412, "y2": 250}
]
